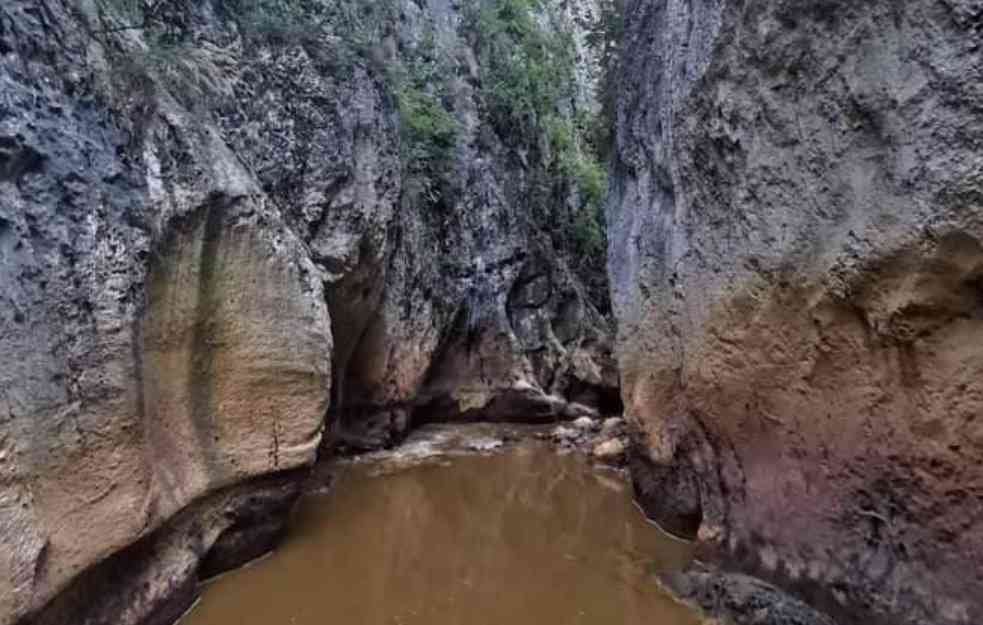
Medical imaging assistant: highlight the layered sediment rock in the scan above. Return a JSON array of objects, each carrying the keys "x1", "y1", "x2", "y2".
[{"x1": 609, "y1": 2, "x2": 983, "y2": 624}]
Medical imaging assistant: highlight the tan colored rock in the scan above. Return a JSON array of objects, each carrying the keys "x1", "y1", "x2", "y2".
[
  {"x1": 610, "y1": 1, "x2": 983, "y2": 624},
  {"x1": 592, "y1": 438, "x2": 626, "y2": 461},
  {"x1": 0, "y1": 5, "x2": 332, "y2": 624}
]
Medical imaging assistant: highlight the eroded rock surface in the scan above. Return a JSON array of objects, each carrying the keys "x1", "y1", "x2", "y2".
[
  {"x1": 0, "y1": 3, "x2": 332, "y2": 624},
  {"x1": 329, "y1": 0, "x2": 620, "y2": 449},
  {"x1": 0, "y1": 1, "x2": 615, "y2": 623},
  {"x1": 609, "y1": 2, "x2": 983, "y2": 624}
]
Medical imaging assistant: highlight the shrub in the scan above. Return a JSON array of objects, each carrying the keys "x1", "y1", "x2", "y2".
[
  {"x1": 398, "y1": 87, "x2": 459, "y2": 173},
  {"x1": 470, "y1": 0, "x2": 575, "y2": 137},
  {"x1": 391, "y1": 23, "x2": 460, "y2": 204},
  {"x1": 470, "y1": 0, "x2": 609, "y2": 262}
]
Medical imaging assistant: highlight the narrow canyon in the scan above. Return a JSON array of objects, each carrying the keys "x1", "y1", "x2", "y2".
[{"x1": 0, "y1": 1, "x2": 980, "y2": 625}]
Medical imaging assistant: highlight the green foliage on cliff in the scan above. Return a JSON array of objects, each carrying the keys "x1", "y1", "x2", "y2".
[
  {"x1": 398, "y1": 86, "x2": 459, "y2": 194},
  {"x1": 470, "y1": 0, "x2": 576, "y2": 136},
  {"x1": 583, "y1": 0, "x2": 625, "y2": 162},
  {"x1": 468, "y1": 0, "x2": 608, "y2": 262},
  {"x1": 391, "y1": 26, "x2": 460, "y2": 204},
  {"x1": 546, "y1": 114, "x2": 608, "y2": 261}
]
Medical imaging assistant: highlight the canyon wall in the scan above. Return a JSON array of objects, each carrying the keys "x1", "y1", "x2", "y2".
[
  {"x1": 323, "y1": 0, "x2": 619, "y2": 449},
  {"x1": 0, "y1": 1, "x2": 613, "y2": 623},
  {"x1": 608, "y1": 1, "x2": 983, "y2": 624},
  {"x1": 0, "y1": 3, "x2": 334, "y2": 624}
]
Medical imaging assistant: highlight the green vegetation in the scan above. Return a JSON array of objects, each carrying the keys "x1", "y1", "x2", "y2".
[
  {"x1": 397, "y1": 85, "x2": 459, "y2": 202},
  {"x1": 583, "y1": 0, "x2": 625, "y2": 162},
  {"x1": 470, "y1": 0, "x2": 575, "y2": 136},
  {"x1": 390, "y1": 27, "x2": 460, "y2": 204},
  {"x1": 469, "y1": 0, "x2": 608, "y2": 262},
  {"x1": 90, "y1": 0, "x2": 618, "y2": 262},
  {"x1": 545, "y1": 114, "x2": 608, "y2": 261}
]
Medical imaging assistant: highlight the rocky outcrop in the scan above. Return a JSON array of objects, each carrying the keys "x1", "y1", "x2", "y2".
[
  {"x1": 609, "y1": 2, "x2": 983, "y2": 624},
  {"x1": 325, "y1": 0, "x2": 620, "y2": 449},
  {"x1": 0, "y1": 3, "x2": 334, "y2": 624},
  {"x1": 1, "y1": 0, "x2": 615, "y2": 623}
]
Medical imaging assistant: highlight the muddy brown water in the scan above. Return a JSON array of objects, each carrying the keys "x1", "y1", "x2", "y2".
[{"x1": 180, "y1": 443, "x2": 700, "y2": 625}]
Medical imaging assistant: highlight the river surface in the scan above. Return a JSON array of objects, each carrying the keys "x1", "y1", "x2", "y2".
[{"x1": 180, "y1": 440, "x2": 700, "y2": 625}]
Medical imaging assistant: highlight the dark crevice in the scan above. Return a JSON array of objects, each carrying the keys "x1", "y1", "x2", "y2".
[
  {"x1": 562, "y1": 379, "x2": 624, "y2": 416},
  {"x1": 0, "y1": 136, "x2": 46, "y2": 183},
  {"x1": 627, "y1": 439, "x2": 703, "y2": 541}
]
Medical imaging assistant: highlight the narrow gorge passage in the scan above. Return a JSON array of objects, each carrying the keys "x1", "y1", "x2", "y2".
[
  {"x1": 2, "y1": 1, "x2": 981, "y2": 625},
  {"x1": 180, "y1": 435, "x2": 698, "y2": 625}
]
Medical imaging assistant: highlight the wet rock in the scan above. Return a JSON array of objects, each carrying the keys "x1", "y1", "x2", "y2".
[
  {"x1": 467, "y1": 438, "x2": 505, "y2": 453},
  {"x1": 660, "y1": 566, "x2": 838, "y2": 625},
  {"x1": 592, "y1": 439, "x2": 626, "y2": 462},
  {"x1": 573, "y1": 416, "x2": 597, "y2": 431},
  {"x1": 551, "y1": 426, "x2": 579, "y2": 441},
  {"x1": 562, "y1": 402, "x2": 601, "y2": 420},
  {"x1": 601, "y1": 417, "x2": 625, "y2": 436},
  {"x1": 27, "y1": 471, "x2": 307, "y2": 625}
]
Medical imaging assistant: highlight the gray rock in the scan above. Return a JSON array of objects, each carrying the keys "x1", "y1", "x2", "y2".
[
  {"x1": 572, "y1": 416, "x2": 597, "y2": 431},
  {"x1": 0, "y1": 1, "x2": 615, "y2": 623},
  {"x1": 0, "y1": 4, "x2": 333, "y2": 623},
  {"x1": 601, "y1": 418, "x2": 625, "y2": 436},
  {"x1": 551, "y1": 426, "x2": 579, "y2": 441},
  {"x1": 563, "y1": 402, "x2": 602, "y2": 420},
  {"x1": 609, "y1": 1, "x2": 983, "y2": 624}
]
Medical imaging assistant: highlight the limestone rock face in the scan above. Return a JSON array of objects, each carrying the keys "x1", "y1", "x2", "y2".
[
  {"x1": 327, "y1": 0, "x2": 621, "y2": 448},
  {"x1": 609, "y1": 2, "x2": 983, "y2": 624},
  {"x1": 0, "y1": 3, "x2": 333, "y2": 624},
  {"x1": 0, "y1": 0, "x2": 614, "y2": 623}
]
